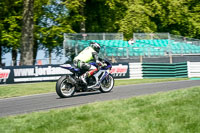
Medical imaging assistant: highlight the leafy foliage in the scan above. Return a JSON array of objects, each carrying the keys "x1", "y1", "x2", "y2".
[
  {"x1": 38, "y1": 0, "x2": 74, "y2": 63},
  {"x1": 0, "y1": 0, "x2": 22, "y2": 65},
  {"x1": 0, "y1": 0, "x2": 200, "y2": 65}
]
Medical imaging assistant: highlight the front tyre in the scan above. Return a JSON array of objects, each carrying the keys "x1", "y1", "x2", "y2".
[
  {"x1": 99, "y1": 74, "x2": 114, "y2": 93},
  {"x1": 56, "y1": 75, "x2": 76, "y2": 98}
]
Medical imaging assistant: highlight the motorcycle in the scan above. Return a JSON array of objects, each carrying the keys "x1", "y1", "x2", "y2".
[{"x1": 56, "y1": 59, "x2": 114, "y2": 98}]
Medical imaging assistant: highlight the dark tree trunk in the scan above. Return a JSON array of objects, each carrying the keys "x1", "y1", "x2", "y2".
[
  {"x1": 80, "y1": 1, "x2": 85, "y2": 33},
  {"x1": 33, "y1": 40, "x2": 38, "y2": 65},
  {"x1": 49, "y1": 49, "x2": 52, "y2": 64},
  {"x1": 12, "y1": 49, "x2": 17, "y2": 66},
  {"x1": 0, "y1": 46, "x2": 2, "y2": 66},
  {"x1": 20, "y1": 0, "x2": 34, "y2": 66}
]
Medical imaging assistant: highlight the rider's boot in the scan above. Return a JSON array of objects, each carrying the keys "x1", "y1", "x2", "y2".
[
  {"x1": 80, "y1": 68, "x2": 98, "y2": 85},
  {"x1": 80, "y1": 72, "x2": 88, "y2": 85}
]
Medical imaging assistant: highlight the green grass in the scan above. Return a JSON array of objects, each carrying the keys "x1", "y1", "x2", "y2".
[
  {"x1": 115, "y1": 78, "x2": 188, "y2": 86},
  {"x1": 0, "y1": 86, "x2": 199, "y2": 133},
  {"x1": 0, "y1": 82, "x2": 56, "y2": 98},
  {"x1": 0, "y1": 78, "x2": 188, "y2": 98}
]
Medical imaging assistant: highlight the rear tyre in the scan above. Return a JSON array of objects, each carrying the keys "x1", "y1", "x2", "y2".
[
  {"x1": 99, "y1": 74, "x2": 114, "y2": 93},
  {"x1": 56, "y1": 75, "x2": 76, "y2": 98}
]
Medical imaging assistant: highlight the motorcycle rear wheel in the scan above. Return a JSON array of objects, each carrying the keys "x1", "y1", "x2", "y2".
[
  {"x1": 99, "y1": 74, "x2": 114, "y2": 93},
  {"x1": 56, "y1": 75, "x2": 76, "y2": 98}
]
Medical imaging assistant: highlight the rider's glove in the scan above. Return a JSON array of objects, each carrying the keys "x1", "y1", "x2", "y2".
[{"x1": 96, "y1": 60, "x2": 103, "y2": 67}]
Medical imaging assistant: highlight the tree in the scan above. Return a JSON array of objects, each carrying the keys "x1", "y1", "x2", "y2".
[
  {"x1": 0, "y1": 0, "x2": 22, "y2": 66},
  {"x1": 84, "y1": 0, "x2": 126, "y2": 33},
  {"x1": 64, "y1": 0, "x2": 86, "y2": 32},
  {"x1": 39, "y1": 0, "x2": 74, "y2": 64},
  {"x1": 116, "y1": 0, "x2": 200, "y2": 39},
  {"x1": 33, "y1": 0, "x2": 52, "y2": 64},
  {"x1": 20, "y1": 0, "x2": 34, "y2": 65},
  {"x1": 0, "y1": 0, "x2": 49, "y2": 66},
  {"x1": 153, "y1": 0, "x2": 200, "y2": 38},
  {"x1": 1, "y1": 0, "x2": 200, "y2": 66},
  {"x1": 64, "y1": 0, "x2": 126, "y2": 33},
  {"x1": 117, "y1": 0, "x2": 158, "y2": 39}
]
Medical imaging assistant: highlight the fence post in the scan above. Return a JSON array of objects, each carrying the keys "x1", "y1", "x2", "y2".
[
  {"x1": 168, "y1": 33, "x2": 171, "y2": 40},
  {"x1": 169, "y1": 55, "x2": 173, "y2": 64},
  {"x1": 75, "y1": 42, "x2": 78, "y2": 55},
  {"x1": 187, "y1": 61, "x2": 190, "y2": 78},
  {"x1": 140, "y1": 56, "x2": 143, "y2": 63},
  {"x1": 127, "y1": 47, "x2": 129, "y2": 58},
  {"x1": 104, "y1": 46, "x2": 106, "y2": 57}
]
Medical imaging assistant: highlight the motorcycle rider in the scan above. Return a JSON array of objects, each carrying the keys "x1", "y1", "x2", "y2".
[{"x1": 73, "y1": 42, "x2": 104, "y2": 85}]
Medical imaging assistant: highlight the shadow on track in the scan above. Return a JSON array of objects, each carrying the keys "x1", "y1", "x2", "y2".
[{"x1": 56, "y1": 91, "x2": 102, "y2": 99}]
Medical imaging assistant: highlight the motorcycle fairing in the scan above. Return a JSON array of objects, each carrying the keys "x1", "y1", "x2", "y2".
[
  {"x1": 60, "y1": 64, "x2": 80, "y2": 73},
  {"x1": 87, "y1": 69, "x2": 110, "y2": 89}
]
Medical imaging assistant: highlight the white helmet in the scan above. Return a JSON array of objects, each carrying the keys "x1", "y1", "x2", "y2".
[{"x1": 90, "y1": 42, "x2": 101, "y2": 53}]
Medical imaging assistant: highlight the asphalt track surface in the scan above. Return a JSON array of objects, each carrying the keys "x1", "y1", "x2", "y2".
[{"x1": 0, "y1": 80, "x2": 200, "y2": 117}]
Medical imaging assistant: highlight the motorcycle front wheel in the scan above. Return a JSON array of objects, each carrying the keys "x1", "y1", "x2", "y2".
[
  {"x1": 56, "y1": 75, "x2": 76, "y2": 98},
  {"x1": 99, "y1": 74, "x2": 114, "y2": 93}
]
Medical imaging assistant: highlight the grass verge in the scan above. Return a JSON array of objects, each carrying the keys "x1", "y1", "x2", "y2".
[
  {"x1": 0, "y1": 86, "x2": 199, "y2": 133},
  {"x1": 0, "y1": 78, "x2": 188, "y2": 98}
]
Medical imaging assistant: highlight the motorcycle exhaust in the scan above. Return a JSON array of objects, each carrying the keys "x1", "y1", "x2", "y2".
[{"x1": 67, "y1": 75, "x2": 76, "y2": 85}]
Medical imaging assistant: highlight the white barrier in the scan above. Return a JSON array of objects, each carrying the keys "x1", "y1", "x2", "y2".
[
  {"x1": 129, "y1": 63, "x2": 143, "y2": 79},
  {"x1": 187, "y1": 62, "x2": 200, "y2": 78}
]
